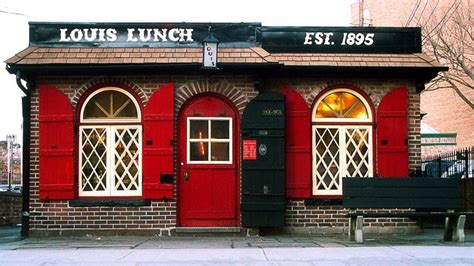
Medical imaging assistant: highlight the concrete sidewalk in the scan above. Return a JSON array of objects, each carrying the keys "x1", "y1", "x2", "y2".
[
  {"x1": 0, "y1": 246, "x2": 473, "y2": 265},
  {"x1": 0, "y1": 228, "x2": 473, "y2": 265},
  {"x1": 1, "y1": 228, "x2": 473, "y2": 249}
]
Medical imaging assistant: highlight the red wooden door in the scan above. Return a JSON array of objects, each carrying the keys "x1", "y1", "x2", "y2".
[
  {"x1": 377, "y1": 86, "x2": 408, "y2": 177},
  {"x1": 178, "y1": 95, "x2": 239, "y2": 227},
  {"x1": 278, "y1": 86, "x2": 311, "y2": 198},
  {"x1": 143, "y1": 84, "x2": 174, "y2": 199},
  {"x1": 39, "y1": 85, "x2": 75, "y2": 200}
]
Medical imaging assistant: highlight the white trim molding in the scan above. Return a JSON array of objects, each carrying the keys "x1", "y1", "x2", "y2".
[{"x1": 186, "y1": 117, "x2": 233, "y2": 165}]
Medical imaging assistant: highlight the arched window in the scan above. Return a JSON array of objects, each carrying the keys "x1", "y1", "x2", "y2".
[
  {"x1": 314, "y1": 91, "x2": 369, "y2": 120},
  {"x1": 312, "y1": 88, "x2": 373, "y2": 196},
  {"x1": 79, "y1": 87, "x2": 142, "y2": 197}
]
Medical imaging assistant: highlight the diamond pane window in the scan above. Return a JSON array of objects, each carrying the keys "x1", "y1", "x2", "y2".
[
  {"x1": 80, "y1": 127, "x2": 108, "y2": 193},
  {"x1": 344, "y1": 128, "x2": 371, "y2": 177},
  {"x1": 314, "y1": 127, "x2": 341, "y2": 193},
  {"x1": 312, "y1": 126, "x2": 372, "y2": 196},
  {"x1": 113, "y1": 127, "x2": 141, "y2": 192},
  {"x1": 312, "y1": 89, "x2": 373, "y2": 196},
  {"x1": 79, "y1": 88, "x2": 142, "y2": 197},
  {"x1": 188, "y1": 118, "x2": 232, "y2": 164}
]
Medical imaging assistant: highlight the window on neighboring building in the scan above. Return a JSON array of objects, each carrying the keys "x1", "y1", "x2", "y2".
[
  {"x1": 187, "y1": 118, "x2": 232, "y2": 164},
  {"x1": 312, "y1": 89, "x2": 373, "y2": 196},
  {"x1": 79, "y1": 87, "x2": 142, "y2": 197}
]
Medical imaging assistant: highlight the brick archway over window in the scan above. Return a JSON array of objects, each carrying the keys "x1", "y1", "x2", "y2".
[
  {"x1": 175, "y1": 79, "x2": 250, "y2": 115},
  {"x1": 72, "y1": 76, "x2": 148, "y2": 108}
]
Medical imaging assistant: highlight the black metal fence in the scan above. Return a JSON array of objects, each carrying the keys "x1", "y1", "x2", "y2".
[{"x1": 421, "y1": 147, "x2": 473, "y2": 178}]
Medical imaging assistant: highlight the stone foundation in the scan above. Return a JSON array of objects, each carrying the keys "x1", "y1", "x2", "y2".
[{"x1": 0, "y1": 192, "x2": 22, "y2": 226}]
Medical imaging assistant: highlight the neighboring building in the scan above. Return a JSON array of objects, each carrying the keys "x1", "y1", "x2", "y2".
[
  {"x1": 351, "y1": 0, "x2": 474, "y2": 150},
  {"x1": 0, "y1": 138, "x2": 21, "y2": 186},
  {"x1": 11, "y1": 143, "x2": 22, "y2": 185},
  {"x1": 421, "y1": 121, "x2": 457, "y2": 158},
  {"x1": 5, "y1": 22, "x2": 444, "y2": 236},
  {"x1": 0, "y1": 141, "x2": 7, "y2": 185}
]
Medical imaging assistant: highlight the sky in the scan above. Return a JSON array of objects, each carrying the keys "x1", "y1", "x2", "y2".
[{"x1": 0, "y1": 0, "x2": 354, "y2": 144}]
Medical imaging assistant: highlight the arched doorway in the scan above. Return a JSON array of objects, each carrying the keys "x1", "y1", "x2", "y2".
[
  {"x1": 178, "y1": 94, "x2": 239, "y2": 227},
  {"x1": 312, "y1": 88, "x2": 374, "y2": 196}
]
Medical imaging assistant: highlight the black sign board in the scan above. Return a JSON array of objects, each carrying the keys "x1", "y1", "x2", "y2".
[
  {"x1": 260, "y1": 26, "x2": 421, "y2": 53},
  {"x1": 29, "y1": 22, "x2": 260, "y2": 48},
  {"x1": 28, "y1": 22, "x2": 421, "y2": 54}
]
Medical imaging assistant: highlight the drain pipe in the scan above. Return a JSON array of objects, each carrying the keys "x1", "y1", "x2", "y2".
[
  {"x1": 15, "y1": 71, "x2": 31, "y2": 237},
  {"x1": 16, "y1": 72, "x2": 29, "y2": 95}
]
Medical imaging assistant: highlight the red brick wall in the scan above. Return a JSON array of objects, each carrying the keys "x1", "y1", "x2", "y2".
[
  {"x1": 28, "y1": 75, "x2": 420, "y2": 235},
  {"x1": 285, "y1": 201, "x2": 419, "y2": 235},
  {"x1": 351, "y1": 0, "x2": 415, "y2": 27},
  {"x1": 421, "y1": 88, "x2": 474, "y2": 149}
]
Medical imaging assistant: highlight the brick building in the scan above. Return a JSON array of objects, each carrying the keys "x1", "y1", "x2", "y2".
[
  {"x1": 5, "y1": 22, "x2": 444, "y2": 236},
  {"x1": 351, "y1": 0, "x2": 474, "y2": 157},
  {"x1": 420, "y1": 121, "x2": 457, "y2": 157}
]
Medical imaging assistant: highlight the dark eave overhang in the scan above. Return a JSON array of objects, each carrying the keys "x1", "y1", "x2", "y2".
[
  {"x1": 6, "y1": 62, "x2": 447, "y2": 92},
  {"x1": 6, "y1": 62, "x2": 282, "y2": 76},
  {"x1": 278, "y1": 65, "x2": 448, "y2": 81}
]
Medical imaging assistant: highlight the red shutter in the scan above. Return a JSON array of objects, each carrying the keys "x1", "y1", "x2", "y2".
[
  {"x1": 142, "y1": 83, "x2": 174, "y2": 199},
  {"x1": 377, "y1": 86, "x2": 409, "y2": 177},
  {"x1": 39, "y1": 85, "x2": 75, "y2": 200},
  {"x1": 278, "y1": 86, "x2": 311, "y2": 198}
]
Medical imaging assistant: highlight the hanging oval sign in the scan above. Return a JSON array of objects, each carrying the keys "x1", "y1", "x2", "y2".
[{"x1": 258, "y1": 143, "x2": 267, "y2": 156}]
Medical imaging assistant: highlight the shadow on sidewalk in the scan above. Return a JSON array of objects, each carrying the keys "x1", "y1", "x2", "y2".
[{"x1": 0, "y1": 226, "x2": 23, "y2": 243}]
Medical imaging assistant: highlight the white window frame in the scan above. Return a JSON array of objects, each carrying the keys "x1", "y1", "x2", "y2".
[
  {"x1": 110, "y1": 125, "x2": 142, "y2": 196},
  {"x1": 186, "y1": 117, "x2": 233, "y2": 164},
  {"x1": 79, "y1": 125, "x2": 142, "y2": 197},
  {"x1": 311, "y1": 88, "x2": 372, "y2": 123},
  {"x1": 80, "y1": 87, "x2": 141, "y2": 123},
  {"x1": 79, "y1": 126, "x2": 109, "y2": 197},
  {"x1": 312, "y1": 125, "x2": 342, "y2": 196},
  {"x1": 312, "y1": 125, "x2": 373, "y2": 196},
  {"x1": 79, "y1": 87, "x2": 142, "y2": 197}
]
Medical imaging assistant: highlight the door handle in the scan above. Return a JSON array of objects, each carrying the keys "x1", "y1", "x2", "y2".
[{"x1": 184, "y1": 169, "x2": 189, "y2": 183}]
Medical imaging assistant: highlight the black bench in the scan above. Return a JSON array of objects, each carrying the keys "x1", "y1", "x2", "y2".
[{"x1": 342, "y1": 177, "x2": 468, "y2": 243}]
